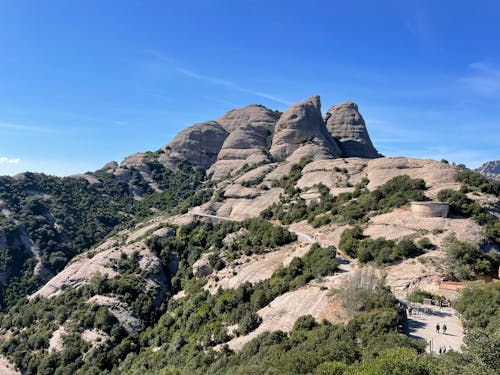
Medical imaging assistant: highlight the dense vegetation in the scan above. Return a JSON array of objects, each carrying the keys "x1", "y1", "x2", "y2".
[
  {"x1": 445, "y1": 281, "x2": 500, "y2": 375},
  {"x1": 5, "y1": 214, "x2": 494, "y2": 374},
  {"x1": 0, "y1": 160, "x2": 212, "y2": 309},
  {"x1": 437, "y1": 169, "x2": 500, "y2": 245},
  {"x1": 441, "y1": 240, "x2": 499, "y2": 281},
  {"x1": 1, "y1": 260, "x2": 494, "y2": 375},
  {"x1": 0, "y1": 158, "x2": 498, "y2": 374},
  {"x1": 338, "y1": 226, "x2": 424, "y2": 265},
  {"x1": 263, "y1": 173, "x2": 427, "y2": 228},
  {"x1": 453, "y1": 169, "x2": 500, "y2": 196},
  {"x1": 0, "y1": 218, "x2": 341, "y2": 374}
]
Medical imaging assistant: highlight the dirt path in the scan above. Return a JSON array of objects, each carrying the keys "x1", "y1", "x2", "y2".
[
  {"x1": 405, "y1": 303, "x2": 464, "y2": 354},
  {"x1": 190, "y1": 209, "x2": 317, "y2": 243}
]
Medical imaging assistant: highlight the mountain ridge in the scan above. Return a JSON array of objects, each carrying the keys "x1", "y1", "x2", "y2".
[
  {"x1": 0, "y1": 95, "x2": 498, "y2": 375},
  {"x1": 100, "y1": 95, "x2": 379, "y2": 188}
]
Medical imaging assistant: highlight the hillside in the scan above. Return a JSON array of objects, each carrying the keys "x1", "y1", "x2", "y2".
[
  {"x1": 0, "y1": 96, "x2": 499, "y2": 374},
  {"x1": 477, "y1": 160, "x2": 500, "y2": 181}
]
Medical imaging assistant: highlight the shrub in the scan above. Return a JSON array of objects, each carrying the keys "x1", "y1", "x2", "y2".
[
  {"x1": 417, "y1": 237, "x2": 434, "y2": 250},
  {"x1": 407, "y1": 288, "x2": 437, "y2": 303},
  {"x1": 442, "y1": 240, "x2": 497, "y2": 281},
  {"x1": 338, "y1": 226, "x2": 365, "y2": 257},
  {"x1": 293, "y1": 315, "x2": 317, "y2": 331}
]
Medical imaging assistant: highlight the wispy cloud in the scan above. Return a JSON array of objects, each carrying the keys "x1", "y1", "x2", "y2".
[
  {"x1": 459, "y1": 62, "x2": 500, "y2": 96},
  {"x1": 0, "y1": 157, "x2": 21, "y2": 164},
  {"x1": 143, "y1": 50, "x2": 292, "y2": 106},
  {"x1": 0, "y1": 122, "x2": 57, "y2": 133}
]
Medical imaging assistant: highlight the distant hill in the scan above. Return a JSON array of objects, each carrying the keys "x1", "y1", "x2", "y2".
[{"x1": 477, "y1": 160, "x2": 500, "y2": 180}]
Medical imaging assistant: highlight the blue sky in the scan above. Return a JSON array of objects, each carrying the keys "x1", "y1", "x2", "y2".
[{"x1": 0, "y1": 0, "x2": 499, "y2": 176}]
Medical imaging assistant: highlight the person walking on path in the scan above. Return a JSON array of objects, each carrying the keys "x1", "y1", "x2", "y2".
[
  {"x1": 436, "y1": 323, "x2": 440, "y2": 334},
  {"x1": 442, "y1": 324, "x2": 447, "y2": 334}
]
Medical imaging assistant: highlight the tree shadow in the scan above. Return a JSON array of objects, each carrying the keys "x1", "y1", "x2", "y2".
[{"x1": 406, "y1": 319, "x2": 427, "y2": 338}]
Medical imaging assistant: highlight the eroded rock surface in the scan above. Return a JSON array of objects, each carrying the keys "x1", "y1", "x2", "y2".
[
  {"x1": 193, "y1": 253, "x2": 213, "y2": 278},
  {"x1": 209, "y1": 106, "x2": 277, "y2": 180},
  {"x1": 366, "y1": 157, "x2": 460, "y2": 197},
  {"x1": 32, "y1": 220, "x2": 171, "y2": 301},
  {"x1": 0, "y1": 356, "x2": 20, "y2": 375},
  {"x1": 88, "y1": 295, "x2": 142, "y2": 333},
  {"x1": 161, "y1": 121, "x2": 229, "y2": 169},
  {"x1": 224, "y1": 275, "x2": 349, "y2": 351},
  {"x1": 325, "y1": 101, "x2": 380, "y2": 158},
  {"x1": 269, "y1": 96, "x2": 341, "y2": 160}
]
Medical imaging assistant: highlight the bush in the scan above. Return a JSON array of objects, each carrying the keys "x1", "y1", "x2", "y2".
[
  {"x1": 437, "y1": 189, "x2": 482, "y2": 217},
  {"x1": 454, "y1": 170, "x2": 499, "y2": 196},
  {"x1": 293, "y1": 315, "x2": 317, "y2": 331},
  {"x1": 338, "y1": 226, "x2": 365, "y2": 258},
  {"x1": 395, "y1": 238, "x2": 422, "y2": 258},
  {"x1": 443, "y1": 240, "x2": 497, "y2": 281},
  {"x1": 407, "y1": 288, "x2": 437, "y2": 303},
  {"x1": 453, "y1": 280, "x2": 500, "y2": 333},
  {"x1": 417, "y1": 237, "x2": 434, "y2": 250},
  {"x1": 352, "y1": 347, "x2": 439, "y2": 374}
]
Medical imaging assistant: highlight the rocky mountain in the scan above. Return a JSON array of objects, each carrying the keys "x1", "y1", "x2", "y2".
[
  {"x1": 269, "y1": 95, "x2": 342, "y2": 161},
  {"x1": 477, "y1": 160, "x2": 500, "y2": 180},
  {"x1": 208, "y1": 105, "x2": 279, "y2": 180},
  {"x1": 95, "y1": 95, "x2": 380, "y2": 192},
  {"x1": 324, "y1": 101, "x2": 380, "y2": 158},
  {"x1": 0, "y1": 95, "x2": 498, "y2": 375}
]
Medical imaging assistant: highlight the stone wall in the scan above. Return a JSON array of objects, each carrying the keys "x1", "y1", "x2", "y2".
[{"x1": 411, "y1": 202, "x2": 449, "y2": 218}]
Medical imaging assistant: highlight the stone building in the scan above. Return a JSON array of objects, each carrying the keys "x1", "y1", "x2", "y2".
[{"x1": 411, "y1": 201, "x2": 449, "y2": 218}]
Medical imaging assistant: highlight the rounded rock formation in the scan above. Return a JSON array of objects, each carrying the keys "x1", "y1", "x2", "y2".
[
  {"x1": 215, "y1": 104, "x2": 278, "y2": 133},
  {"x1": 324, "y1": 101, "x2": 380, "y2": 158},
  {"x1": 269, "y1": 96, "x2": 341, "y2": 160},
  {"x1": 208, "y1": 105, "x2": 278, "y2": 179},
  {"x1": 162, "y1": 121, "x2": 229, "y2": 169}
]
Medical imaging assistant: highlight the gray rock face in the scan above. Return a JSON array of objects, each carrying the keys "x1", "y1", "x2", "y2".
[
  {"x1": 476, "y1": 160, "x2": 500, "y2": 180},
  {"x1": 269, "y1": 96, "x2": 341, "y2": 160},
  {"x1": 163, "y1": 121, "x2": 229, "y2": 169},
  {"x1": 101, "y1": 161, "x2": 118, "y2": 170},
  {"x1": 324, "y1": 101, "x2": 380, "y2": 158},
  {"x1": 216, "y1": 105, "x2": 278, "y2": 133},
  {"x1": 209, "y1": 106, "x2": 278, "y2": 180},
  {"x1": 192, "y1": 253, "x2": 213, "y2": 278}
]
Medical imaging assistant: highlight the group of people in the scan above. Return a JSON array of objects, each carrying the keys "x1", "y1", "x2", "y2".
[
  {"x1": 436, "y1": 323, "x2": 447, "y2": 334},
  {"x1": 407, "y1": 306, "x2": 428, "y2": 316},
  {"x1": 438, "y1": 345, "x2": 453, "y2": 354}
]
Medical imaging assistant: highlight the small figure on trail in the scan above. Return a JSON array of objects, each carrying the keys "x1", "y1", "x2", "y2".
[
  {"x1": 442, "y1": 323, "x2": 447, "y2": 334},
  {"x1": 438, "y1": 347, "x2": 442, "y2": 354},
  {"x1": 436, "y1": 323, "x2": 440, "y2": 333}
]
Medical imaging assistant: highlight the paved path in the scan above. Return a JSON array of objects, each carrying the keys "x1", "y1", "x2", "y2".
[{"x1": 405, "y1": 303, "x2": 464, "y2": 354}]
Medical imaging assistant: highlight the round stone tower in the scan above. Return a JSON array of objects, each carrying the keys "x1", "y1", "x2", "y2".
[{"x1": 411, "y1": 202, "x2": 449, "y2": 218}]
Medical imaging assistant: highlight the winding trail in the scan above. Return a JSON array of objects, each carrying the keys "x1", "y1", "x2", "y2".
[
  {"x1": 189, "y1": 207, "x2": 351, "y2": 274},
  {"x1": 189, "y1": 207, "x2": 463, "y2": 353},
  {"x1": 189, "y1": 208, "x2": 319, "y2": 245}
]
